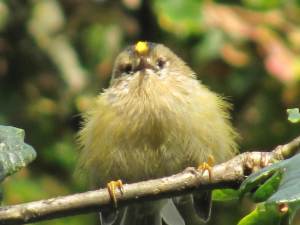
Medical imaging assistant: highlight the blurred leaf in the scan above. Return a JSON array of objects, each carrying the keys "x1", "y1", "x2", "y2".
[
  {"x1": 83, "y1": 24, "x2": 107, "y2": 66},
  {"x1": 221, "y1": 43, "x2": 250, "y2": 67},
  {"x1": 242, "y1": 0, "x2": 283, "y2": 10},
  {"x1": 212, "y1": 188, "x2": 239, "y2": 202},
  {"x1": 3, "y1": 172, "x2": 94, "y2": 225},
  {"x1": 240, "y1": 154, "x2": 300, "y2": 224},
  {"x1": 43, "y1": 137, "x2": 77, "y2": 173},
  {"x1": 0, "y1": 125, "x2": 36, "y2": 182},
  {"x1": 0, "y1": 1, "x2": 9, "y2": 31},
  {"x1": 287, "y1": 108, "x2": 300, "y2": 123},
  {"x1": 122, "y1": 0, "x2": 141, "y2": 10},
  {"x1": 82, "y1": 23, "x2": 122, "y2": 78},
  {"x1": 29, "y1": 0, "x2": 87, "y2": 92},
  {"x1": 154, "y1": 0, "x2": 203, "y2": 36},
  {"x1": 193, "y1": 29, "x2": 224, "y2": 62}
]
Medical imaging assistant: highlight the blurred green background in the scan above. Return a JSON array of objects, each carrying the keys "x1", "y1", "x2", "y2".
[{"x1": 0, "y1": 0, "x2": 300, "y2": 224}]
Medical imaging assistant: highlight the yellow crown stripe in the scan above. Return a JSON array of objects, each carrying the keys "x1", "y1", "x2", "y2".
[{"x1": 135, "y1": 41, "x2": 149, "y2": 54}]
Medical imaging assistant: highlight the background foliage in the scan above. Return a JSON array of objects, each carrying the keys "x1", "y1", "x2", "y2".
[{"x1": 0, "y1": 0, "x2": 300, "y2": 224}]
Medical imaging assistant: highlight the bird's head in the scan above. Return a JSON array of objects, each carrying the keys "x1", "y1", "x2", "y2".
[{"x1": 110, "y1": 41, "x2": 193, "y2": 88}]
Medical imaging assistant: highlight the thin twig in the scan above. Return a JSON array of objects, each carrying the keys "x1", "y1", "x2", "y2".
[{"x1": 0, "y1": 136, "x2": 299, "y2": 225}]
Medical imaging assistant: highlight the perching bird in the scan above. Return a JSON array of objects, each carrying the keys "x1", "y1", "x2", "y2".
[{"x1": 77, "y1": 41, "x2": 238, "y2": 225}]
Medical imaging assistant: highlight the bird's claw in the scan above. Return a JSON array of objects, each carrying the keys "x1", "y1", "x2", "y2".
[
  {"x1": 197, "y1": 155, "x2": 215, "y2": 180},
  {"x1": 107, "y1": 179, "x2": 124, "y2": 207}
]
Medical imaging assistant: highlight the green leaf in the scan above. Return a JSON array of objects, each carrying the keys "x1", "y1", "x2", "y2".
[
  {"x1": 212, "y1": 188, "x2": 239, "y2": 202},
  {"x1": 287, "y1": 108, "x2": 300, "y2": 123},
  {"x1": 239, "y1": 166, "x2": 279, "y2": 197},
  {"x1": 238, "y1": 204, "x2": 285, "y2": 225},
  {"x1": 252, "y1": 170, "x2": 283, "y2": 203},
  {"x1": 0, "y1": 125, "x2": 36, "y2": 182},
  {"x1": 240, "y1": 154, "x2": 300, "y2": 224}
]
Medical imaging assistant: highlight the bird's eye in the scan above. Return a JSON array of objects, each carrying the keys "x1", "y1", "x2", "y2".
[
  {"x1": 157, "y1": 58, "x2": 166, "y2": 69},
  {"x1": 121, "y1": 63, "x2": 133, "y2": 74}
]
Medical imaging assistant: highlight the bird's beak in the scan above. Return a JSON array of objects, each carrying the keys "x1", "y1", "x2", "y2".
[
  {"x1": 136, "y1": 57, "x2": 157, "y2": 87},
  {"x1": 136, "y1": 58, "x2": 146, "y2": 87},
  {"x1": 135, "y1": 57, "x2": 155, "y2": 72},
  {"x1": 134, "y1": 41, "x2": 156, "y2": 87}
]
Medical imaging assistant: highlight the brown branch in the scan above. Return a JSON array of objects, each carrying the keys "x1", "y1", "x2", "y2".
[{"x1": 0, "y1": 136, "x2": 300, "y2": 225}]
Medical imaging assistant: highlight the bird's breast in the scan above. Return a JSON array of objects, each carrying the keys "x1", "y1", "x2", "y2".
[{"x1": 105, "y1": 77, "x2": 193, "y2": 150}]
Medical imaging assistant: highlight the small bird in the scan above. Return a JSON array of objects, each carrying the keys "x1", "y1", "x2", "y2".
[{"x1": 77, "y1": 41, "x2": 238, "y2": 225}]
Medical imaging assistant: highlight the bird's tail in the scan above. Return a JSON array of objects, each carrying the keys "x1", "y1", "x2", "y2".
[
  {"x1": 100, "y1": 199, "x2": 185, "y2": 225},
  {"x1": 174, "y1": 191, "x2": 212, "y2": 224}
]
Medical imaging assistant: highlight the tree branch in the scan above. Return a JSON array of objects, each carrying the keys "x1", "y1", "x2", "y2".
[{"x1": 0, "y1": 136, "x2": 300, "y2": 225}]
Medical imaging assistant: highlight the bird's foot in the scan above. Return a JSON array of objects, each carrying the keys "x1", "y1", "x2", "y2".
[
  {"x1": 197, "y1": 155, "x2": 215, "y2": 180},
  {"x1": 107, "y1": 179, "x2": 124, "y2": 207}
]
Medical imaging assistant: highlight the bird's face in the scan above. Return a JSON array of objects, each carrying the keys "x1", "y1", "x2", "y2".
[{"x1": 110, "y1": 42, "x2": 193, "y2": 88}]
